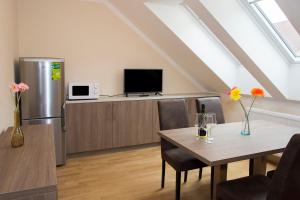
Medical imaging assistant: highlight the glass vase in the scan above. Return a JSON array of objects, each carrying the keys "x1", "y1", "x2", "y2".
[
  {"x1": 11, "y1": 110, "x2": 24, "y2": 148},
  {"x1": 241, "y1": 115, "x2": 250, "y2": 136}
]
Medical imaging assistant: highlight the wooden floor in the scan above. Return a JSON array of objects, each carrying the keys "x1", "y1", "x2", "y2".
[{"x1": 57, "y1": 145, "x2": 276, "y2": 200}]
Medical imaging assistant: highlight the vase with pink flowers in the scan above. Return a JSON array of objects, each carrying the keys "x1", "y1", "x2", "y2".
[{"x1": 10, "y1": 82, "x2": 29, "y2": 148}]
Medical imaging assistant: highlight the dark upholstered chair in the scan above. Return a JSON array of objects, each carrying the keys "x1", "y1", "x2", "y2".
[
  {"x1": 216, "y1": 134, "x2": 300, "y2": 200},
  {"x1": 196, "y1": 97, "x2": 225, "y2": 124},
  {"x1": 158, "y1": 99, "x2": 207, "y2": 200}
]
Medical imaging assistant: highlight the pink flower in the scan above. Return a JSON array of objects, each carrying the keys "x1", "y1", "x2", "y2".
[
  {"x1": 10, "y1": 83, "x2": 20, "y2": 93},
  {"x1": 18, "y1": 83, "x2": 29, "y2": 92}
]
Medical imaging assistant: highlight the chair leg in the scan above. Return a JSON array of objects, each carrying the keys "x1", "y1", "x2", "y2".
[
  {"x1": 210, "y1": 166, "x2": 214, "y2": 200},
  {"x1": 176, "y1": 171, "x2": 181, "y2": 200},
  {"x1": 184, "y1": 171, "x2": 188, "y2": 183},
  {"x1": 161, "y1": 159, "x2": 166, "y2": 188},
  {"x1": 199, "y1": 168, "x2": 203, "y2": 180}
]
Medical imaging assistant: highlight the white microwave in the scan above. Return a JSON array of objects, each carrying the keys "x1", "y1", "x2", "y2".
[{"x1": 68, "y1": 82, "x2": 100, "y2": 100}]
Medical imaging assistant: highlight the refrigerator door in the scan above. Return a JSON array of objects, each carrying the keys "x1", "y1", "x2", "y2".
[
  {"x1": 22, "y1": 118, "x2": 66, "y2": 166},
  {"x1": 19, "y1": 58, "x2": 65, "y2": 119}
]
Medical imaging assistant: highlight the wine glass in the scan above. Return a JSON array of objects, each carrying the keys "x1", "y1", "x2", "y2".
[
  {"x1": 206, "y1": 113, "x2": 217, "y2": 143},
  {"x1": 194, "y1": 113, "x2": 199, "y2": 129}
]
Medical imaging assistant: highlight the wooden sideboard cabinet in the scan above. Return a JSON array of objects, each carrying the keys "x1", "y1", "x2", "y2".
[
  {"x1": 112, "y1": 100, "x2": 153, "y2": 148},
  {"x1": 66, "y1": 94, "x2": 219, "y2": 154},
  {"x1": 66, "y1": 102, "x2": 113, "y2": 154},
  {"x1": 152, "y1": 100, "x2": 160, "y2": 143}
]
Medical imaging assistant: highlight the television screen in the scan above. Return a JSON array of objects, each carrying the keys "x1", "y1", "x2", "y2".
[{"x1": 124, "y1": 69, "x2": 163, "y2": 94}]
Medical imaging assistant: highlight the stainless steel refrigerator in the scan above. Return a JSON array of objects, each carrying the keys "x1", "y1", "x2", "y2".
[{"x1": 18, "y1": 57, "x2": 66, "y2": 166}]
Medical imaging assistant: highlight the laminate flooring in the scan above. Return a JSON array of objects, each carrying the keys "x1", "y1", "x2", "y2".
[{"x1": 57, "y1": 145, "x2": 276, "y2": 200}]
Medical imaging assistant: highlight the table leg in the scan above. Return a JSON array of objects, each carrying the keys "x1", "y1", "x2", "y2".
[
  {"x1": 212, "y1": 164, "x2": 228, "y2": 200},
  {"x1": 249, "y1": 156, "x2": 267, "y2": 175},
  {"x1": 249, "y1": 158, "x2": 254, "y2": 176}
]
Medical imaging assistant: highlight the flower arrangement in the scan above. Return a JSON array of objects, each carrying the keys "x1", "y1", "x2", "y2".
[
  {"x1": 228, "y1": 87, "x2": 264, "y2": 135},
  {"x1": 9, "y1": 82, "x2": 29, "y2": 148},
  {"x1": 10, "y1": 82, "x2": 30, "y2": 111}
]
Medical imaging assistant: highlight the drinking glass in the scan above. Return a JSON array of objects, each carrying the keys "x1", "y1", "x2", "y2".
[{"x1": 206, "y1": 113, "x2": 217, "y2": 143}]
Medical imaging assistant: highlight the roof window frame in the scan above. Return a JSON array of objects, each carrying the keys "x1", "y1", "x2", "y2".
[{"x1": 241, "y1": 0, "x2": 300, "y2": 64}]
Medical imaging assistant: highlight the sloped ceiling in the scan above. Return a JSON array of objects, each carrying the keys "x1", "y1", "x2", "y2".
[
  {"x1": 93, "y1": 0, "x2": 230, "y2": 93},
  {"x1": 88, "y1": 0, "x2": 297, "y2": 100},
  {"x1": 184, "y1": 0, "x2": 281, "y2": 98},
  {"x1": 197, "y1": 0, "x2": 292, "y2": 99},
  {"x1": 145, "y1": 0, "x2": 271, "y2": 97},
  {"x1": 276, "y1": 0, "x2": 300, "y2": 35}
]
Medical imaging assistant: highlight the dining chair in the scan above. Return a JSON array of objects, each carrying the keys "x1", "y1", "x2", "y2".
[
  {"x1": 196, "y1": 97, "x2": 225, "y2": 124},
  {"x1": 267, "y1": 170, "x2": 275, "y2": 179},
  {"x1": 196, "y1": 96, "x2": 225, "y2": 197},
  {"x1": 216, "y1": 134, "x2": 300, "y2": 200},
  {"x1": 158, "y1": 99, "x2": 207, "y2": 200}
]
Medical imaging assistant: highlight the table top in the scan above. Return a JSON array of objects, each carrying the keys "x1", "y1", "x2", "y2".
[
  {"x1": 158, "y1": 120, "x2": 300, "y2": 166},
  {"x1": 0, "y1": 125, "x2": 57, "y2": 197}
]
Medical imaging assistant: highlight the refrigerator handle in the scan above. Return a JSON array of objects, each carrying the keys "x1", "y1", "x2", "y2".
[{"x1": 62, "y1": 102, "x2": 67, "y2": 132}]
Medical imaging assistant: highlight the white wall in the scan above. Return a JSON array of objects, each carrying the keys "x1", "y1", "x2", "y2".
[
  {"x1": 0, "y1": 0, "x2": 18, "y2": 132},
  {"x1": 288, "y1": 64, "x2": 300, "y2": 100},
  {"x1": 250, "y1": 107, "x2": 300, "y2": 128},
  {"x1": 244, "y1": 96, "x2": 300, "y2": 116},
  {"x1": 17, "y1": 0, "x2": 203, "y2": 96},
  {"x1": 236, "y1": 66, "x2": 271, "y2": 97}
]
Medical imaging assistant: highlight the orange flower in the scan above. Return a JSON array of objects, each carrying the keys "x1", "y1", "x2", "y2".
[{"x1": 251, "y1": 88, "x2": 264, "y2": 97}]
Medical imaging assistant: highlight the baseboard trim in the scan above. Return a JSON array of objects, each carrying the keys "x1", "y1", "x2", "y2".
[
  {"x1": 250, "y1": 107, "x2": 300, "y2": 122},
  {"x1": 67, "y1": 142, "x2": 160, "y2": 160}
]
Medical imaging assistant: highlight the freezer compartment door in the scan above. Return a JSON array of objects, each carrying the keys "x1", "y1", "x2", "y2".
[
  {"x1": 19, "y1": 58, "x2": 64, "y2": 119},
  {"x1": 22, "y1": 118, "x2": 66, "y2": 166}
]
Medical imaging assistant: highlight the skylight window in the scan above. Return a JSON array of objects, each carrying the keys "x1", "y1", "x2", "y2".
[{"x1": 247, "y1": 0, "x2": 300, "y2": 60}]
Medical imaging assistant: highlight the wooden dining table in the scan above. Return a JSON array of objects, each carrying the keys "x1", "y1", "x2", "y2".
[{"x1": 158, "y1": 120, "x2": 300, "y2": 200}]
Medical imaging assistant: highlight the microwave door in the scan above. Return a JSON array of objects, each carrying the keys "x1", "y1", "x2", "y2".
[
  {"x1": 72, "y1": 86, "x2": 89, "y2": 96},
  {"x1": 70, "y1": 85, "x2": 91, "y2": 99}
]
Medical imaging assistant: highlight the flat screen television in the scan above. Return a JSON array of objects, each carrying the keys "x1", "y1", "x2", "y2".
[{"x1": 124, "y1": 69, "x2": 163, "y2": 95}]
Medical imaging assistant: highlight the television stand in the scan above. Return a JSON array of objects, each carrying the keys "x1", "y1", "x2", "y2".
[
  {"x1": 155, "y1": 92, "x2": 163, "y2": 96},
  {"x1": 139, "y1": 94, "x2": 150, "y2": 97}
]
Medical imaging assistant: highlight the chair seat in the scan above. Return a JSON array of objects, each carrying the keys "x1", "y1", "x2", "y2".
[
  {"x1": 216, "y1": 175, "x2": 271, "y2": 200},
  {"x1": 163, "y1": 148, "x2": 207, "y2": 171}
]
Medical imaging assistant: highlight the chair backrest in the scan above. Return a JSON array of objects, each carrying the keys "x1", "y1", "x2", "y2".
[
  {"x1": 196, "y1": 97, "x2": 225, "y2": 124},
  {"x1": 158, "y1": 99, "x2": 189, "y2": 131},
  {"x1": 267, "y1": 134, "x2": 300, "y2": 200},
  {"x1": 158, "y1": 99, "x2": 189, "y2": 152}
]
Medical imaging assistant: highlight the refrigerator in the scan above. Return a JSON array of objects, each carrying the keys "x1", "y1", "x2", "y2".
[{"x1": 18, "y1": 57, "x2": 66, "y2": 166}]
